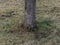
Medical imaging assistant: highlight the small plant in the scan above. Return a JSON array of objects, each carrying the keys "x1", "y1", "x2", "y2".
[{"x1": 36, "y1": 18, "x2": 56, "y2": 30}]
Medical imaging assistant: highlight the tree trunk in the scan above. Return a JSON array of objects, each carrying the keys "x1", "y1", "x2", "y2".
[{"x1": 24, "y1": 0, "x2": 36, "y2": 29}]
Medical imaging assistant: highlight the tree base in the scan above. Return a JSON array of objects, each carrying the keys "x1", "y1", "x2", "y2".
[{"x1": 21, "y1": 23, "x2": 38, "y2": 32}]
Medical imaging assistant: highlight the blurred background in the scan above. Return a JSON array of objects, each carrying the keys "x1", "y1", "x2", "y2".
[{"x1": 0, "y1": 0, "x2": 60, "y2": 45}]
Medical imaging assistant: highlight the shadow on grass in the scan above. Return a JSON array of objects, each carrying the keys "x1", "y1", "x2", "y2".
[{"x1": 33, "y1": 18, "x2": 56, "y2": 40}]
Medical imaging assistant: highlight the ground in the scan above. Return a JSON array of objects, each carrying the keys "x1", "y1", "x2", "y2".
[{"x1": 0, "y1": 0, "x2": 60, "y2": 45}]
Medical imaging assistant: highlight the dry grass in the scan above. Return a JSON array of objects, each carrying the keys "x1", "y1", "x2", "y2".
[{"x1": 0, "y1": 0, "x2": 60, "y2": 45}]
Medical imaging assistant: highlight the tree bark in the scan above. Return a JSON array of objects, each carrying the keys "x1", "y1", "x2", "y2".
[{"x1": 24, "y1": 0, "x2": 36, "y2": 29}]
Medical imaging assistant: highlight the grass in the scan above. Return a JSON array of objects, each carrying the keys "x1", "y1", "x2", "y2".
[{"x1": 0, "y1": 0, "x2": 60, "y2": 45}]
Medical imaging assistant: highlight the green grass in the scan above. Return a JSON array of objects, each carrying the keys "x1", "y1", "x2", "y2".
[{"x1": 0, "y1": 0, "x2": 60, "y2": 45}]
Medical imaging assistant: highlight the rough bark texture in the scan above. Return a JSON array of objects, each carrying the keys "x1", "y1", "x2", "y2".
[{"x1": 24, "y1": 0, "x2": 36, "y2": 29}]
